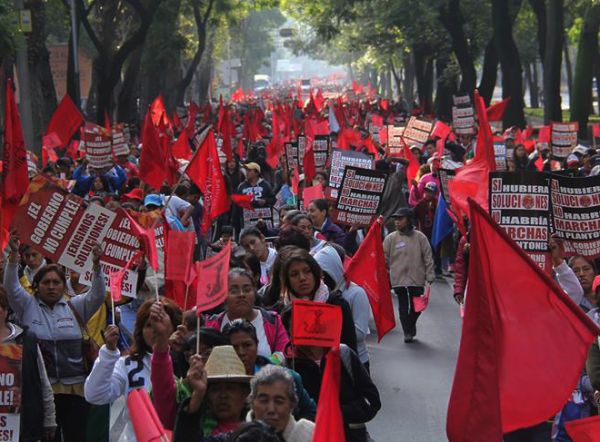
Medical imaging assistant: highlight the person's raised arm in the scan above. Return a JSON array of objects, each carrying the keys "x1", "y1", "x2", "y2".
[
  {"x1": 3, "y1": 232, "x2": 35, "y2": 318},
  {"x1": 70, "y1": 244, "x2": 107, "y2": 322}
]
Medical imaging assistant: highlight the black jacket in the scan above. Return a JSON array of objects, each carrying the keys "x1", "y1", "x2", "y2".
[{"x1": 18, "y1": 328, "x2": 45, "y2": 442}]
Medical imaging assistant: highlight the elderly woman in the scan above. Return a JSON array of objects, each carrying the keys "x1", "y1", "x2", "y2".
[
  {"x1": 4, "y1": 233, "x2": 106, "y2": 441},
  {"x1": 246, "y1": 365, "x2": 314, "y2": 441}
]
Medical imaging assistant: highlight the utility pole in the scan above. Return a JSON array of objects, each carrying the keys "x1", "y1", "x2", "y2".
[{"x1": 13, "y1": 0, "x2": 36, "y2": 160}]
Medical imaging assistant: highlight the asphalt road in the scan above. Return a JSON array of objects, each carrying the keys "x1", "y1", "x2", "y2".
[{"x1": 366, "y1": 277, "x2": 462, "y2": 442}]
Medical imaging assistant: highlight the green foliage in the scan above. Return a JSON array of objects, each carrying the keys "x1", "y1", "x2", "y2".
[{"x1": 0, "y1": 0, "x2": 18, "y2": 62}]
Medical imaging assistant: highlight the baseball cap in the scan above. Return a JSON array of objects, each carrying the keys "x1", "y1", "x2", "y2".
[
  {"x1": 566, "y1": 154, "x2": 579, "y2": 167},
  {"x1": 124, "y1": 188, "x2": 144, "y2": 201},
  {"x1": 390, "y1": 207, "x2": 414, "y2": 219},
  {"x1": 424, "y1": 181, "x2": 438, "y2": 192},
  {"x1": 243, "y1": 162, "x2": 261, "y2": 174},
  {"x1": 572, "y1": 144, "x2": 590, "y2": 156},
  {"x1": 144, "y1": 194, "x2": 164, "y2": 207}
]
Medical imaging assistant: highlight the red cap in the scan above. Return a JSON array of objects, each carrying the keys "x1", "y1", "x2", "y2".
[{"x1": 123, "y1": 188, "x2": 144, "y2": 201}]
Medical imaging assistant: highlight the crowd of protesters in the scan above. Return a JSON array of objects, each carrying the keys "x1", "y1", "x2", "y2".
[{"x1": 2, "y1": 85, "x2": 600, "y2": 442}]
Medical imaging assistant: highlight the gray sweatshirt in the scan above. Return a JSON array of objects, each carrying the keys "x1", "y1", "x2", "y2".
[{"x1": 3, "y1": 262, "x2": 106, "y2": 385}]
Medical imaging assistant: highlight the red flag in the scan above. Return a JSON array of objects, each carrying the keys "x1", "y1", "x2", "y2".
[
  {"x1": 303, "y1": 141, "x2": 316, "y2": 185},
  {"x1": 171, "y1": 129, "x2": 192, "y2": 160},
  {"x1": 103, "y1": 111, "x2": 111, "y2": 133},
  {"x1": 447, "y1": 157, "x2": 489, "y2": 231},
  {"x1": 231, "y1": 193, "x2": 254, "y2": 210},
  {"x1": 231, "y1": 87, "x2": 245, "y2": 102},
  {"x1": 237, "y1": 137, "x2": 245, "y2": 158},
  {"x1": 314, "y1": 89, "x2": 325, "y2": 113},
  {"x1": 195, "y1": 242, "x2": 231, "y2": 312},
  {"x1": 139, "y1": 112, "x2": 167, "y2": 190},
  {"x1": 2, "y1": 79, "x2": 29, "y2": 204},
  {"x1": 403, "y1": 140, "x2": 420, "y2": 190},
  {"x1": 302, "y1": 185, "x2": 325, "y2": 206},
  {"x1": 486, "y1": 97, "x2": 511, "y2": 121},
  {"x1": 186, "y1": 129, "x2": 229, "y2": 233},
  {"x1": 345, "y1": 217, "x2": 396, "y2": 341},
  {"x1": 43, "y1": 95, "x2": 84, "y2": 157},
  {"x1": 446, "y1": 200, "x2": 600, "y2": 441},
  {"x1": 291, "y1": 300, "x2": 342, "y2": 347},
  {"x1": 186, "y1": 101, "x2": 200, "y2": 134},
  {"x1": 124, "y1": 209, "x2": 159, "y2": 271},
  {"x1": 127, "y1": 388, "x2": 170, "y2": 442},
  {"x1": 150, "y1": 96, "x2": 170, "y2": 128},
  {"x1": 291, "y1": 166, "x2": 300, "y2": 195},
  {"x1": 371, "y1": 114, "x2": 384, "y2": 127},
  {"x1": 565, "y1": 415, "x2": 600, "y2": 441},
  {"x1": 474, "y1": 90, "x2": 496, "y2": 172},
  {"x1": 172, "y1": 112, "x2": 182, "y2": 131},
  {"x1": 538, "y1": 125, "x2": 551, "y2": 143},
  {"x1": 593, "y1": 123, "x2": 600, "y2": 139},
  {"x1": 165, "y1": 231, "x2": 195, "y2": 282},
  {"x1": 312, "y1": 346, "x2": 346, "y2": 442},
  {"x1": 109, "y1": 250, "x2": 143, "y2": 302},
  {"x1": 534, "y1": 155, "x2": 544, "y2": 171}
]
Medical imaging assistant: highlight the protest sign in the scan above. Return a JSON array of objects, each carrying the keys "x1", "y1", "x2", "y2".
[
  {"x1": 81, "y1": 123, "x2": 113, "y2": 169},
  {"x1": 385, "y1": 126, "x2": 406, "y2": 158},
  {"x1": 438, "y1": 168, "x2": 456, "y2": 204},
  {"x1": 332, "y1": 166, "x2": 387, "y2": 227},
  {"x1": 368, "y1": 124, "x2": 385, "y2": 144},
  {"x1": 551, "y1": 122, "x2": 578, "y2": 159},
  {"x1": 489, "y1": 172, "x2": 551, "y2": 271},
  {"x1": 494, "y1": 142, "x2": 507, "y2": 171},
  {"x1": 196, "y1": 242, "x2": 231, "y2": 312},
  {"x1": 303, "y1": 185, "x2": 325, "y2": 206},
  {"x1": 313, "y1": 135, "x2": 330, "y2": 169},
  {"x1": 0, "y1": 345, "x2": 22, "y2": 441},
  {"x1": 243, "y1": 207, "x2": 274, "y2": 229},
  {"x1": 298, "y1": 135, "x2": 306, "y2": 171},
  {"x1": 549, "y1": 174, "x2": 600, "y2": 258},
  {"x1": 291, "y1": 300, "x2": 342, "y2": 347},
  {"x1": 111, "y1": 124, "x2": 130, "y2": 157},
  {"x1": 452, "y1": 95, "x2": 475, "y2": 135},
  {"x1": 285, "y1": 141, "x2": 299, "y2": 173},
  {"x1": 327, "y1": 148, "x2": 374, "y2": 199},
  {"x1": 402, "y1": 117, "x2": 433, "y2": 150}
]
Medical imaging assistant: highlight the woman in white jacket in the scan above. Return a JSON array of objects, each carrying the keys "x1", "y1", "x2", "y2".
[{"x1": 84, "y1": 298, "x2": 181, "y2": 440}]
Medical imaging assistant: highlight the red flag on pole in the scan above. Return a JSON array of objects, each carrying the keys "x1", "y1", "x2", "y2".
[
  {"x1": 486, "y1": 97, "x2": 511, "y2": 121},
  {"x1": 345, "y1": 217, "x2": 396, "y2": 341},
  {"x1": 127, "y1": 389, "x2": 170, "y2": 442},
  {"x1": 195, "y1": 242, "x2": 231, "y2": 313},
  {"x1": 43, "y1": 94, "x2": 84, "y2": 164},
  {"x1": 312, "y1": 346, "x2": 346, "y2": 442},
  {"x1": 1, "y1": 79, "x2": 28, "y2": 250},
  {"x1": 593, "y1": 123, "x2": 600, "y2": 139},
  {"x1": 303, "y1": 140, "x2": 316, "y2": 185},
  {"x1": 565, "y1": 415, "x2": 600, "y2": 441},
  {"x1": 186, "y1": 101, "x2": 200, "y2": 134},
  {"x1": 291, "y1": 300, "x2": 342, "y2": 347},
  {"x1": 402, "y1": 140, "x2": 420, "y2": 191},
  {"x1": 150, "y1": 96, "x2": 170, "y2": 128},
  {"x1": 109, "y1": 251, "x2": 143, "y2": 302},
  {"x1": 538, "y1": 125, "x2": 551, "y2": 143},
  {"x1": 185, "y1": 129, "x2": 230, "y2": 234},
  {"x1": 139, "y1": 112, "x2": 167, "y2": 190},
  {"x1": 123, "y1": 209, "x2": 159, "y2": 271},
  {"x1": 171, "y1": 129, "x2": 192, "y2": 160},
  {"x1": 230, "y1": 193, "x2": 254, "y2": 210},
  {"x1": 165, "y1": 230, "x2": 195, "y2": 282},
  {"x1": 474, "y1": 90, "x2": 496, "y2": 172},
  {"x1": 446, "y1": 200, "x2": 600, "y2": 441}
]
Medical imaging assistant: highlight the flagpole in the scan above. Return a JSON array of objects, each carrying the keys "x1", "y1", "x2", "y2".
[
  {"x1": 196, "y1": 314, "x2": 201, "y2": 355},
  {"x1": 184, "y1": 284, "x2": 190, "y2": 311},
  {"x1": 152, "y1": 270, "x2": 160, "y2": 302},
  {"x1": 111, "y1": 296, "x2": 116, "y2": 326}
]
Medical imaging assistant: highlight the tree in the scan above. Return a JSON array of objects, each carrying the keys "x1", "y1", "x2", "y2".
[
  {"x1": 543, "y1": 0, "x2": 564, "y2": 123},
  {"x1": 570, "y1": 3, "x2": 600, "y2": 137},
  {"x1": 491, "y1": 0, "x2": 526, "y2": 128}
]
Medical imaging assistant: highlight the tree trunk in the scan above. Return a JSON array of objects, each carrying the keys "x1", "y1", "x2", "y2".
[
  {"x1": 27, "y1": 0, "x2": 57, "y2": 150},
  {"x1": 564, "y1": 35, "x2": 573, "y2": 109},
  {"x1": 66, "y1": 19, "x2": 81, "y2": 105},
  {"x1": 434, "y1": 56, "x2": 456, "y2": 122},
  {"x1": 543, "y1": 0, "x2": 564, "y2": 123},
  {"x1": 595, "y1": 60, "x2": 600, "y2": 114},
  {"x1": 117, "y1": 45, "x2": 144, "y2": 124},
  {"x1": 414, "y1": 46, "x2": 434, "y2": 112},
  {"x1": 196, "y1": 29, "x2": 215, "y2": 104},
  {"x1": 532, "y1": 62, "x2": 540, "y2": 108},
  {"x1": 569, "y1": 4, "x2": 600, "y2": 138},
  {"x1": 402, "y1": 51, "x2": 415, "y2": 107},
  {"x1": 438, "y1": 0, "x2": 476, "y2": 95},
  {"x1": 529, "y1": 0, "x2": 547, "y2": 63},
  {"x1": 492, "y1": 0, "x2": 526, "y2": 128},
  {"x1": 478, "y1": 38, "x2": 498, "y2": 105},
  {"x1": 389, "y1": 60, "x2": 403, "y2": 102}
]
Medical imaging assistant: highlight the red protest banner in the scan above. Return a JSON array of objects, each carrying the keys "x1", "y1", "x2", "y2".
[
  {"x1": 81, "y1": 123, "x2": 113, "y2": 169},
  {"x1": 291, "y1": 300, "x2": 342, "y2": 347},
  {"x1": 0, "y1": 344, "x2": 23, "y2": 441},
  {"x1": 195, "y1": 242, "x2": 231, "y2": 312},
  {"x1": 165, "y1": 230, "x2": 195, "y2": 282}
]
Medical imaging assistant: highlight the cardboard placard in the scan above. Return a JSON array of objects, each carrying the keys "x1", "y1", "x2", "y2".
[
  {"x1": 0, "y1": 344, "x2": 22, "y2": 442},
  {"x1": 494, "y1": 142, "x2": 507, "y2": 171},
  {"x1": 111, "y1": 123, "x2": 130, "y2": 157},
  {"x1": 332, "y1": 166, "x2": 387, "y2": 227},
  {"x1": 313, "y1": 135, "x2": 330, "y2": 169},
  {"x1": 81, "y1": 123, "x2": 113, "y2": 169},
  {"x1": 327, "y1": 148, "x2": 374, "y2": 199},
  {"x1": 243, "y1": 207, "x2": 274, "y2": 229},
  {"x1": 551, "y1": 122, "x2": 578, "y2": 159},
  {"x1": 402, "y1": 117, "x2": 433, "y2": 149},
  {"x1": 291, "y1": 300, "x2": 342, "y2": 347},
  {"x1": 489, "y1": 172, "x2": 551, "y2": 271},
  {"x1": 385, "y1": 126, "x2": 406, "y2": 157},
  {"x1": 285, "y1": 141, "x2": 299, "y2": 173}
]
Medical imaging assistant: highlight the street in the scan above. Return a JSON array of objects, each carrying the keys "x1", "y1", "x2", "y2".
[{"x1": 366, "y1": 278, "x2": 462, "y2": 441}]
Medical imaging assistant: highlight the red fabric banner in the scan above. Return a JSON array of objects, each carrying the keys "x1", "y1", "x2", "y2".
[
  {"x1": 312, "y1": 346, "x2": 346, "y2": 442},
  {"x1": 291, "y1": 300, "x2": 342, "y2": 347},
  {"x1": 165, "y1": 231, "x2": 195, "y2": 282},
  {"x1": 565, "y1": 415, "x2": 600, "y2": 441},
  {"x1": 195, "y1": 242, "x2": 231, "y2": 313},
  {"x1": 345, "y1": 217, "x2": 395, "y2": 341},
  {"x1": 139, "y1": 112, "x2": 167, "y2": 191},
  {"x1": 446, "y1": 200, "x2": 600, "y2": 441}
]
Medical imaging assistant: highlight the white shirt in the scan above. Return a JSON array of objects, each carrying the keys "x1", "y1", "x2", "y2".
[{"x1": 260, "y1": 248, "x2": 277, "y2": 285}]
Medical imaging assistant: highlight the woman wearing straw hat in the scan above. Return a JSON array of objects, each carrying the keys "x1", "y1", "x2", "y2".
[{"x1": 174, "y1": 345, "x2": 252, "y2": 440}]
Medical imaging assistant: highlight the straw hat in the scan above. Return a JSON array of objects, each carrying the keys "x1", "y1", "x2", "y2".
[{"x1": 205, "y1": 346, "x2": 253, "y2": 383}]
